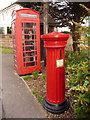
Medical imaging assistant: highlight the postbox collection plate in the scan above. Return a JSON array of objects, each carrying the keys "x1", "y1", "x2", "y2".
[{"x1": 56, "y1": 59, "x2": 64, "y2": 67}]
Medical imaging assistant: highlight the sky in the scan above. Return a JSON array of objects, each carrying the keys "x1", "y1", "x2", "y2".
[
  {"x1": 0, "y1": 0, "x2": 16, "y2": 10},
  {"x1": 0, "y1": 0, "x2": 90, "y2": 10}
]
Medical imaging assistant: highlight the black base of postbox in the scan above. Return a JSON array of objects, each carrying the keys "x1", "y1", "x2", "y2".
[{"x1": 43, "y1": 98, "x2": 70, "y2": 114}]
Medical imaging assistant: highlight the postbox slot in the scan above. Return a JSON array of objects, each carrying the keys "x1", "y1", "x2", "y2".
[{"x1": 60, "y1": 50, "x2": 62, "y2": 58}]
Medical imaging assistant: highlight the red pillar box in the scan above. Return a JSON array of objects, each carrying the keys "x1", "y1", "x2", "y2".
[{"x1": 41, "y1": 32, "x2": 70, "y2": 114}]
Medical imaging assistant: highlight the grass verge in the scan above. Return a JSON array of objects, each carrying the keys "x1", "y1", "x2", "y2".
[{"x1": 0, "y1": 46, "x2": 13, "y2": 54}]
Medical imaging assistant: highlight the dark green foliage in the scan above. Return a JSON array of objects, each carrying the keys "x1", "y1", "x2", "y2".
[
  {"x1": 61, "y1": 31, "x2": 71, "y2": 34},
  {"x1": 7, "y1": 27, "x2": 12, "y2": 34}
]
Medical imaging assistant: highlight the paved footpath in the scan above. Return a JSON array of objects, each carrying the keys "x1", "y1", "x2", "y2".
[
  {"x1": 0, "y1": 52, "x2": 2, "y2": 119},
  {"x1": 1, "y1": 54, "x2": 46, "y2": 118}
]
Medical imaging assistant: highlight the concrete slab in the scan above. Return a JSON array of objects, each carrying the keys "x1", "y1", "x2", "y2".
[{"x1": 2, "y1": 54, "x2": 46, "y2": 118}]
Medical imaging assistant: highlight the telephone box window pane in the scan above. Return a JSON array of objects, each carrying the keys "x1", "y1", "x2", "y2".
[
  {"x1": 25, "y1": 41, "x2": 33, "y2": 45},
  {"x1": 31, "y1": 51, "x2": 37, "y2": 56},
  {"x1": 25, "y1": 41, "x2": 36, "y2": 45},
  {"x1": 25, "y1": 46, "x2": 34, "y2": 51},
  {"x1": 23, "y1": 47, "x2": 25, "y2": 51},
  {"x1": 24, "y1": 57, "x2": 30, "y2": 62},
  {"x1": 22, "y1": 35, "x2": 36, "y2": 40},
  {"x1": 25, "y1": 62, "x2": 35, "y2": 67},
  {"x1": 22, "y1": 29, "x2": 36, "y2": 34},
  {"x1": 35, "y1": 56, "x2": 37, "y2": 60},
  {"x1": 22, "y1": 23, "x2": 36, "y2": 28},
  {"x1": 24, "y1": 56, "x2": 36, "y2": 62},
  {"x1": 34, "y1": 35, "x2": 36, "y2": 39},
  {"x1": 23, "y1": 51, "x2": 37, "y2": 57},
  {"x1": 31, "y1": 29, "x2": 36, "y2": 34},
  {"x1": 34, "y1": 46, "x2": 37, "y2": 50}
]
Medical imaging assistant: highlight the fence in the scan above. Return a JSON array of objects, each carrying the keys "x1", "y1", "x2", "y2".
[
  {"x1": 0, "y1": 34, "x2": 13, "y2": 48},
  {"x1": 0, "y1": 34, "x2": 73, "y2": 51}
]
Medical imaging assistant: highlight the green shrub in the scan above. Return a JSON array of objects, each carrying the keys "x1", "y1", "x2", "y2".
[
  {"x1": 32, "y1": 71, "x2": 39, "y2": 79},
  {"x1": 42, "y1": 76, "x2": 46, "y2": 81},
  {"x1": 66, "y1": 5, "x2": 90, "y2": 117},
  {"x1": 32, "y1": 90, "x2": 38, "y2": 95},
  {"x1": 66, "y1": 50, "x2": 90, "y2": 118},
  {"x1": 23, "y1": 75, "x2": 32, "y2": 81},
  {"x1": 37, "y1": 96, "x2": 43, "y2": 103}
]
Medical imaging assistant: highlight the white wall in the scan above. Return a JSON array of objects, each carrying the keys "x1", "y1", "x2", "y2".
[{"x1": 0, "y1": 4, "x2": 23, "y2": 34}]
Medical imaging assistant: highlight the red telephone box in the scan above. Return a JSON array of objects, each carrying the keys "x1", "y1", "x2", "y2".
[
  {"x1": 12, "y1": 8, "x2": 40, "y2": 75},
  {"x1": 41, "y1": 32, "x2": 70, "y2": 114}
]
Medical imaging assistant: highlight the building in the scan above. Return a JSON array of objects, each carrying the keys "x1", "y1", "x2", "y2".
[
  {"x1": 0, "y1": 3, "x2": 23, "y2": 34},
  {"x1": 0, "y1": 2, "x2": 59, "y2": 35},
  {"x1": 0, "y1": 2, "x2": 60, "y2": 60}
]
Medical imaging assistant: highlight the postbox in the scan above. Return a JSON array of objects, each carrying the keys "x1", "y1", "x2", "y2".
[
  {"x1": 41, "y1": 31, "x2": 70, "y2": 114},
  {"x1": 12, "y1": 8, "x2": 40, "y2": 75}
]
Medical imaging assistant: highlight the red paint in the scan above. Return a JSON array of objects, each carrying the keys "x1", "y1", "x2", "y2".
[
  {"x1": 41, "y1": 32, "x2": 70, "y2": 104},
  {"x1": 12, "y1": 8, "x2": 40, "y2": 75}
]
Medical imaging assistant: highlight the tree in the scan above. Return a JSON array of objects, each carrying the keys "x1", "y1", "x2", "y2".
[
  {"x1": 17, "y1": 0, "x2": 90, "y2": 52},
  {"x1": 66, "y1": 5, "x2": 90, "y2": 118},
  {"x1": 49, "y1": 1, "x2": 90, "y2": 52}
]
